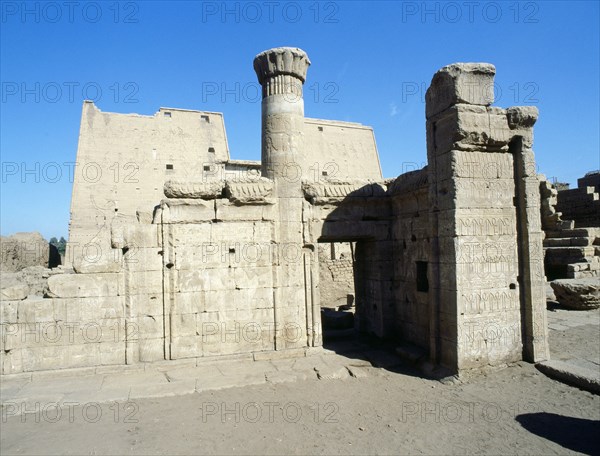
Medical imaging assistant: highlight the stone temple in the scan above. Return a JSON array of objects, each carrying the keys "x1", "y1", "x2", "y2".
[{"x1": 0, "y1": 47, "x2": 550, "y2": 375}]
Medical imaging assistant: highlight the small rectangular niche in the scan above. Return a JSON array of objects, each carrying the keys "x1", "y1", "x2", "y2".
[
  {"x1": 208, "y1": 147, "x2": 215, "y2": 153},
  {"x1": 201, "y1": 115, "x2": 210, "y2": 123},
  {"x1": 318, "y1": 126, "x2": 323, "y2": 131},
  {"x1": 416, "y1": 261, "x2": 429, "y2": 292},
  {"x1": 166, "y1": 164, "x2": 174, "y2": 170},
  {"x1": 203, "y1": 165, "x2": 211, "y2": 171},
  {"x1": 164, "y1": 111, "x2": 172, "y2": 118}
]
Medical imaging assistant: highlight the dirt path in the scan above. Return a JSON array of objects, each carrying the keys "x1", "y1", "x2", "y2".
[{"x1": 2, "y1": 308, "x2": 599, "y2": 455}]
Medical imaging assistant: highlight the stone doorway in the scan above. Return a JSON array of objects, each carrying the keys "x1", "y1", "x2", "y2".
[{"x1": 318, "y1": 241, "x2": 360, "y2": 341}]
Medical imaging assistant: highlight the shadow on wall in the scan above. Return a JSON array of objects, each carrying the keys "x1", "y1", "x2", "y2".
[
  {"x1": 314, "y1": 180, "x2": 392, "y2": 340},
  {"x1": 308, "y1": 179, "x2": 445, "y2": 377},
  {"x1": 515, "y1": 412, "x2": 600, "y2": 455}
]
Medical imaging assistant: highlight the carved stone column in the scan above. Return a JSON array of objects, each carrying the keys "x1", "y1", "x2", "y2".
[
  {"x1": 254, "y1": 47, "x2": 310, "y2": 186},
  {"x1": 254, "y1": 47, "x2": 312, "y2": 349}
]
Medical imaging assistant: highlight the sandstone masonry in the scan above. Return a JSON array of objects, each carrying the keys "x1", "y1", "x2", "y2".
[{"x1": 0, "y1": 48, "x2": 549, "y2": 375}]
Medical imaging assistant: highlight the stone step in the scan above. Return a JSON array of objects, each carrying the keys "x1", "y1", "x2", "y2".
[
  {"x1": 543, "y1": 237, "x2": 592, "y2": 247},
  {"x1": 544, "y1": 246, "x2": 596, "y2": 256},
  {"x1": 568, "y1": 262, "x2": 596, "y2": 273},
  {"x1": 544, "y1": 247, "x2": 597, "y2": 265},
  {"x1": 536, "y1": 360, "x2": 600, "y2": 395},
  {"x1": 557, "y1": 186, "x2": 597, "y2": 197},
  {"x1": 567, "y1": 270, "x2": 600, "y2": 279},
  {"x1": 556, "y1": 220, "x2": 576, "y2": 230},
  {"x1": 545, "y1": 228, "x2": 600, "y2": 239},
  {"x1": 557, "y1": 197, "x2": 599, "y2": 208}
]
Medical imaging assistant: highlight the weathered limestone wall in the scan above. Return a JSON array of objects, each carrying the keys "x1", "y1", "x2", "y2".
[
  {"x1": 539, "y1": 176, "x2": 571, "y2": 231},
  {"x1": 157, "y1": 187, "x2": 279, "y2": 360},
  {"x1": 388, "y1": 169, "x2": 431, "y2": 350},
  {"x1": 425, "y1": 63, "x2": 548, "y2": 371},
  {"x1": 66, "y1": 107, "x2": 381, "y2": 274},
  {"x1": 66, "y1": 103, "x2": 231, "y2": 271},
  {"x1": 303, "y1": 118, "x2": 382, "y2": 181},
  {"x1": 1, "y1": 274, "x2": 126, "y2": 373}
]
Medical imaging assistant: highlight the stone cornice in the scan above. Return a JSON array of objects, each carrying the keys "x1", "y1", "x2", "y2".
[
  {"x1": 302, "y1": 179, "x2": 387, "y2": 205},
  {"x1": 164, "y1": 180, "x2": 223, "y2": 199},
  {"x1": 224, "y1": 178, "x2": 274, "y2": 205}
]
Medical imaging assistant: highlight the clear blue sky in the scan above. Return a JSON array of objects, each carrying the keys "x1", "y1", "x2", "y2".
[{"x1": 1, "y1": 0, "x2": 599, "y2": 239}]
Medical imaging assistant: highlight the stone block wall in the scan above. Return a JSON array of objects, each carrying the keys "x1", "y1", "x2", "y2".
[
  {"x1": 1, "y1": 186, "x2": 283, "y2": 374},
  {"x1": 425, "y1": 63, "x2": 548, "y2": 371},
  {"x1": 556, "y1": 171, "x2": 600, "y2": 228},
  {"x1": 317, "y1": 242, "x2": 355, "y2": 309},
  {"x1": 303, "y1": 180, "x2": 394, "y2": 338},
  {"x1": 66, "y1": 102, "x2": 232, "y2": 271},
  {"x1": 1, "y1": 275, "x2": 126, "y2": 374},
  {"x1": 160, "y1": 198, "x2": 278, "y2": 360},
  {"x1": 388, "y1": 169, "x2": 431, "y2": 350}
]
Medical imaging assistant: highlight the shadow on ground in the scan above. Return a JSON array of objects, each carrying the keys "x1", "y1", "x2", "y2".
[
  {"x1": 516, "y1": 412, "x2": 600, "y2": 455},
  {"x1": 321, "y1": 330, "x2": 451, "y2": 380}
]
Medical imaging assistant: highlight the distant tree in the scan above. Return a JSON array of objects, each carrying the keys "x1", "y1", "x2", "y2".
[
  {"x1": 49, "y1": 236, "x2": 67, "y2": 255},
  {"x1": 57, "y1": 237, "x2": 67, "y2": 255}
]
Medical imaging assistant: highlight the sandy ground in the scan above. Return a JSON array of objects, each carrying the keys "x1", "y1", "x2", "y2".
[
  {"x1": 547, "y1": 305, "x2": 600, "y2": 372},
  {"x1": 2, "y1": 308, "x2": 599, "y2": 456}
]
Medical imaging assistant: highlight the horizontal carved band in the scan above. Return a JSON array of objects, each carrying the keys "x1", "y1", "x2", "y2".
[{"x1": 262, "y1": 74, "x2": 303, "y2": 98}]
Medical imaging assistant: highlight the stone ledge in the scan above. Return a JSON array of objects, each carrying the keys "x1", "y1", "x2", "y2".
[{"x1": 536, "y1": 360, "x2": 600, "y2": 395}]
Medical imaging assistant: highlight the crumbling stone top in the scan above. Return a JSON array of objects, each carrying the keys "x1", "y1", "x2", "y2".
[
  {"x1": 387, "y1": 167, "x2": 429, "y2": 196},
  {"x1": 437, "y1": 62, "x2": 495, "y2": 76},
  {"x1": 425, "y1": 62, "x2": 496, "y2": 119},
  {"x1": 253, "y1": 47, "x2": 311, "y2": 84},
  {"x1": 507, "y1": 106, "x2": 539, "y2": 129}
]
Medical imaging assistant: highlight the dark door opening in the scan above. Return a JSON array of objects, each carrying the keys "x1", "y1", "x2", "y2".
[{"x1": 318, "y1": 241, "x2": 360, "y2": 341}]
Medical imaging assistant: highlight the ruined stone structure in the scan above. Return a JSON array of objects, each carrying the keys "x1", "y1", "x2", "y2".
[
  {"x1": 539, "y1": 175, "x2": 600, "y2": 280},
  {"x1": 0, "y1": 48, "x2": 550, "y2": 375},
  {"x1": 0, "y1": 232, "x2": 58, "y2": 273},
  {"x1": 538, "y1": 173, "x2": 600, "y2": 309},
  {"x1": 556, "y1": 171, "x2": 600, "y2": 228}
]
